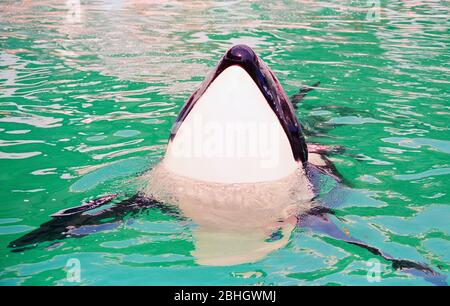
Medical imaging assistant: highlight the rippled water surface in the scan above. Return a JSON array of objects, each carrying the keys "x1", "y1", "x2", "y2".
[{"x1": 0, "y1": 0, "x2": 449, "y2": 285}]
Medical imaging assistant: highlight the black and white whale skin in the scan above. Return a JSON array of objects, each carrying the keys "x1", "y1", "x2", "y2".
[
  {"x1": 171, "y1": 44, "x2": 308, "y2": 163},
  {"x1": 163, "y1": 44, "x2": 310, "y2": 184},
  {"x1": 9, "y1": 45, "x2": 447, "y2": 285}
]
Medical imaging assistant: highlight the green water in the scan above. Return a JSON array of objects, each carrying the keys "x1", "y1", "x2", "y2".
[{"x1": 0, "y1": 0, "x2": 449, "y2": 285}]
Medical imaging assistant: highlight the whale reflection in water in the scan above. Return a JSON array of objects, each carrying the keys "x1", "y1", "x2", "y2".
[{"x1": 142, "y1": 163, "x2": 314, "y2": 266}]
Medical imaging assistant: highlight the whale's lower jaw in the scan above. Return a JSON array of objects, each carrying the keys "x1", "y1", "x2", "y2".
[{"x1": 163, "y1": 65, "x2": 299, "y2": 184}]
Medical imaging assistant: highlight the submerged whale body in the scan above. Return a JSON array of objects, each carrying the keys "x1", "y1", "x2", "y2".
[{"x1": 8, "y1": 45, "x2": 447, "y2": 285}]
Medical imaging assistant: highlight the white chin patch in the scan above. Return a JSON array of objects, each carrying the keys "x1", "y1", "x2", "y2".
[{"x1": 163, "y1": 65, "x2": 299, "y2": 184}]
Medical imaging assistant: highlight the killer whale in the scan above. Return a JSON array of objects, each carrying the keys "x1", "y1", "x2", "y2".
[
  {"x1": 164, "y1": 44, "x2": 308, "y2": 184},
  {"x1": 8, "y1": 45, "x2": 446, "y2": 285},
  {"x1": 9, "y1": 44, "x2": 317, "y2": 252}
]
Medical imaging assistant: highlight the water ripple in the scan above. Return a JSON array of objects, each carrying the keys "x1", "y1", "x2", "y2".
[{"x1": 0, "y1": 0, "x2": 448, "y2": 286}]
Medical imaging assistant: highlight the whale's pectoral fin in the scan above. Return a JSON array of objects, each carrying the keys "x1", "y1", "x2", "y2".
[
  {"x1": 51, "y1": 194, "x2": 119, "y2": 217},
  {"x1": 8, "y1": 193, "x2": 180, "y2": 252},
  {"x1": 290, "y1": 81, "x2": 320, "y2": 109},
  {"x1": 297, "y1": 207, "x2": 447, "y2": 286},
  {"x1": 306, "y1": 146, "x2": 351, "y2": 186}
]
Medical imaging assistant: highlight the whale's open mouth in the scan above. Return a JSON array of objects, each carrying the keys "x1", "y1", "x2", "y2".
[{"x1": 163, "y1": 45, "x2": 308, "y2": 183}]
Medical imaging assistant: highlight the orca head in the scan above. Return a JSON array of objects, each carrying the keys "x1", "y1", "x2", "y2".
[{"x1": 163, "y1": 45, "x2": 308, "y2": 184}]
